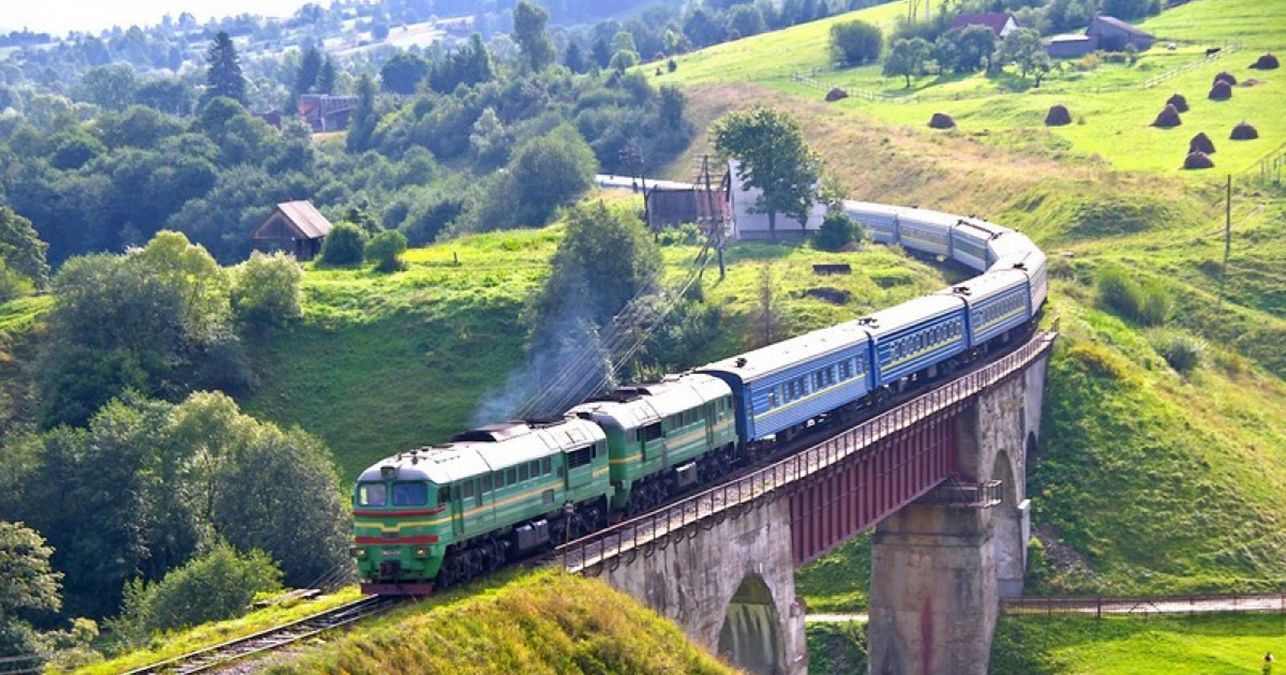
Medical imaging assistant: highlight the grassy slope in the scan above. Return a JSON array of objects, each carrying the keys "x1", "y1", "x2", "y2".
[
  {"x1": 652, "y1": 0, "x2": 1286, "y2": 607},
  {"x1": 655, "y1": 0, "x2": 1286, "y2": 175},
  {"x1": 260, "y1": 570, "x2": 732, "y2": 674},
  {"x1": 991, "y1": 613, "x2": 1286, "y2": 674}
]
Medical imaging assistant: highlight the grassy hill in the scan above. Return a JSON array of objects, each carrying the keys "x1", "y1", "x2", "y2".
[
  {"x1": 991, "y1": 613, "x2": 1286, "y2": 674},
  {"x1": 649, "y1": 0, "x2": 1286, "y2": 603}
]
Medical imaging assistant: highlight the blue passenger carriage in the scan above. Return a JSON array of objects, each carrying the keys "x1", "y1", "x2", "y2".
[
  {"x1": 937, "y1": 270, "x2": 1032, "y2": 348},
  {"x1": 858, "y1": 295, "x2": 969, "y2": 388}
]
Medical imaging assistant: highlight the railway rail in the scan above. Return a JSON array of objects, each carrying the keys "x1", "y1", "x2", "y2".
[{"x1": 124, "y1": 595, "x2": 402, "y2": 674}]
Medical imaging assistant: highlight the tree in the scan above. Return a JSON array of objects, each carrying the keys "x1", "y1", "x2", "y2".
[
  {"x1": 111, "y1": 541, "x2": 281, "y2": 642},
  {"x1": 683, "y1": 9, "x2": 723, "y2": 48},
  {"x1": 884, "y1": 37, "x2": 932, "y2": 87},
  {"x1": 346, "y1": 75, "x2": 378, "y2": 153},
  {"x1": 830, "y1": 20, "x2": 883, "y2": 66},
  {"x1": 469, "y1": 106, "x2": 510, "y2": 168},
  {"x1": 505, "y1": 125, "x2": 597, "y2": 228},
  {"x1": 231, "y1": 251, "x2": 302, "y2": 330},
  {"x1": 711, "y1": 107, "x2": 822, "y2": 242},
  {"x1": 134, "y1": 78, "x2": 194, "y2": 115},
  {"x1": 77, "y1": 65, "x2": 138, "y2": 111},
  {"x1": 814, "y1": 209, "x2": 860, "y2": 251},
  {"x1": 204, "y1": 31, "x2": 246, "y2": 105},
  {"x1": 513, "y1": 1, "x2": 555, "y2": 71},
  {"x1": 317, "y1": 57, "x2": 336, "y2": 94},
  {"x1": 955, "y1": 25, "x2": 997, "y2": 72},
  {"x1": 996, "y1": 28, "x2": 1046, "y2": 81},
  {"x1": 728, "y1": 5, "x2": 767, "y2": 38},
  {"x1": 365, "y1": 229, "x2": 408, "y2": 272},
  {"x1": 0, "y1": 522, "x2": 63, "y2": 656},
  {"x1": 294, "y1": 46, "x2": 323, "y2": 96},
  {"x1": 380, "y1": 51, "x2": 429, "y2": 94},
  {"x1": 0, "y1": 206, "x2": 49, "y2": 289},
  {"x1": 564, "y1": 41, "x2": 587, "y2": 73},
  {"x1": 320, "y1": 222, "x2": 366, "y2": 266},
  {"x1": 753, "y1": 263, "x2": 784, "y2": 347}
]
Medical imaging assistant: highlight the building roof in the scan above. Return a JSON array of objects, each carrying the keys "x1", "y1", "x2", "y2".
[
  {"x1": 950, "y1": 12, "x2": 1016, "y2": 35},
  {"x1": 1048, "y1": 33, "x2": 1094, "y2": 43},
  {"x1": 274, "y1": 200, "x2": 333, "y2": 239},
  {"x1": 1090, "y1": 15, "x2": 1153, "y2": 38}
]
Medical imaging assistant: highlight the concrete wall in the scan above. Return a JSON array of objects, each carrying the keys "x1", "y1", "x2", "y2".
[{"x1": 598, "y1": 496, "x2": 807, "y2": 675}]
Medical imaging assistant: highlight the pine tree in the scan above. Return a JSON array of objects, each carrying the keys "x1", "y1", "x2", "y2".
[
  {"x1": 204, "y1": 31, "x2": 246, "y2": 105},
  {"x1": 317, "y1": 57, "x2": 336, "y2": 94},
  {"x1": 294, "y1": 46, "x2": 322, "y2": 95}
]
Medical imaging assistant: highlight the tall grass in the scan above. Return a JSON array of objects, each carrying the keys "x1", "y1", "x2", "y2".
[{"x1": 1096, "y1": 265, "x2": 1172, "y2": 326}]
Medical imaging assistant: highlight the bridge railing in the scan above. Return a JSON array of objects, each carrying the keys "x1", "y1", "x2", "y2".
[{"x1": 558, "y1": 330, "x2": 1058, "y2": 575}]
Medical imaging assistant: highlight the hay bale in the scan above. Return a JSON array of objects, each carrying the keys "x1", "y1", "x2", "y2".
[
  {"x1": 928, "y1": 112, "x2": 956, "y2": 129},
  {"x1": 1230, "y1": 122, "x2": 1258, "y2": 140},
  {"x1": 1152, "y1": 104, "x2": 1182, "y2": 128},
  {"x1": 1208, "y1": 80, "x2": 1233, "y2": 100},
  {"x1": 1183, "y1": 151, "x2": 1214, "y2": 170},
  {"x1": 1045, "y1": 104, "x2": 1072, "y2": 126},
  {"x1": 825, "y1": 87, "x2": 849, "y2": 102},
  {"x1": 1188, "y1": 132, "x2": 1216, "y2": 154},
  {"x1": 1250, "y1": 53, "x2": 1279, "y2": 69},
  {"x1": 1166, "y1": 92, "x2": 1189, "y2": 113},
  {"x1": 1213, "y1": 71, "x2": 1237, "y2": 86}
]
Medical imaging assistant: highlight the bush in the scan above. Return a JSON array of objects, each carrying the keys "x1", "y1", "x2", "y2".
[
  {"x1": 1147, "y1": 328, "x2": 1206, "y2": 374},
  {"x1": 320, "y1": 222, "x2": 366, "y2": 266},
  {"x1": 232, "y1": 251, "x2": 302, "y2": 329},
  {"x1": 0, "y1": 258, "x2": 34, "y2": 301},
  {"x1": 110, "y1": 542, "x2": 282, "y2": 644},
  {"x1": 657, "y1": 222, "x2": 702, "y2": 246},
  {"x1": 814, "y1": 211, "x2": 860, "y2": 251},
  {"x1": 1096, "y1": 266, "x2": 1171, "y2": 325},
  {"x1": 366, "y1": 229, "x2": 408, "y2": 272},
  {"x1": 830, "y1": 20, "x2": 883, "y2": 66}
]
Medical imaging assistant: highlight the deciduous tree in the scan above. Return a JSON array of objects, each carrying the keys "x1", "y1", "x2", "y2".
[
  {"x1": 513, "y1": 1, "x2": 555, "y2": 71},
  {"x1": 711, "y1": 107, "x2": 822, "y2": 242}
]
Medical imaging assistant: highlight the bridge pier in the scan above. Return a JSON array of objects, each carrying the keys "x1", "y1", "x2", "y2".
[{"x1": 597, "y1": 496, "x2": 807, "y2": 675}]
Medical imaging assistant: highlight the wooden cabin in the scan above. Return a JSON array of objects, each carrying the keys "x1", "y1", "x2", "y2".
[{"x1": 250, "y1": 200, "x2": 333, "y2": 261}]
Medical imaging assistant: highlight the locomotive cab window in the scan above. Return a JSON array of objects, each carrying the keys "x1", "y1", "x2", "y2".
[
  {"x1": 436, "y1": 485, "x2": 450, "y2": 506},
  {"x1": 392, "y1": 481, "x2": 428, "y2": 506},
  {"x1": 642, "y1": 423, "x2": 662, "y2": 442},
  {"x1": 356, "y1": 482, "x2": 386, "y2": 507},
  {"x1": 568, "y1": 446, "x2": 592, "y2": 469}
]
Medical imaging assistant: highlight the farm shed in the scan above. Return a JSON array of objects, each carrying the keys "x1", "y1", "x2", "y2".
[
  {"x1": 727, "y1": 160, "x2": 825, "y2": 242},
  {"x1": 949, "y1": 12, "x2": 1019, "y2": 38},
  {"x1": 298, "y1": 94, "x2": 359, "y2": 132},
  {"x1": 1046, "y1": 34, "x2": 1095, "y2": 58},
  {"x1": 645, "y1": 176, "x2": 732, "y2": 232},
  {"x1": 1087, "y1": 15, "x2": 1154, "y2": 52},
  {"x1": 250, "y1": 200, "x2": 334, "y2": 261}
]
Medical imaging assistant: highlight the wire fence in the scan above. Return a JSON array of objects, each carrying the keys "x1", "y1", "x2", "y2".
[{"x1": 1003, "y1": 592, "x2": 1286, "y2": 619}]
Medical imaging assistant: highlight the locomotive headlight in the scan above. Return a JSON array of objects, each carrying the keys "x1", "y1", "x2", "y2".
[
  {"x1": 350, "y1": 547, "x2": 367, "y2": 558},
  {"x1": 414, "y1": 547, "x2": 429, "y2": 558}
]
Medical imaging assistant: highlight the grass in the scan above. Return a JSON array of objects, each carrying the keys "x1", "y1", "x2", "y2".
[
  {"x1": 259, "y1": 570, "x2": 733, "y2": 674},
  {"x1": 807, "y1": 620, "x2": 869, "y2": 675},
  {"x1": 648, "y1": 0, "x2": 1286, "y2": 606},
  {"x1": 991, "y1": 613, "x2": 1286, "y2": 674},
  {"x1": 654, "y1": 0, "x2": 1286, "y2": 175},
  {"x1": 81, "y1": 586, "x2": 365, "y2": 674}
]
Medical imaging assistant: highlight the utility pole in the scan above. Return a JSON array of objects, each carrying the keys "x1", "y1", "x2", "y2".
[{"x1": 1217, "y1": 174, "x2": 1232, "y2": 311}]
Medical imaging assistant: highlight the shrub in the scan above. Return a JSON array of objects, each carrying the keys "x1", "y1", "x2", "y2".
[
  {"x1": 1147, "y1": 328, "x2": 1206, "y2": 375},
  {"x1": 657, "y1": 222, "x2": 702, "y2": 246},
  {"x1": 110, "y1": 542, "x2": 282, "y2": 644},
  {"x1": 232, "y1": 251, "x2": 302, "y2": 329},
  {"x1": 0, "y1": 257, "x2": 34, "y2": 301},
  {"x1": 320, "y1": 222, "x2": 366, "y2": 266},
  {"x1": 1096, "y1": 265, "x2": 1170, "y2": 325},
  {"x1": 366, "y1": 229, "x2": 408, "y2": 272},
  {"x1": 814, "y1": 211, "x2": 860, "y2": 251},
  {"x1": 830, "y1": 20, "x2": 883, "y2": 66}
]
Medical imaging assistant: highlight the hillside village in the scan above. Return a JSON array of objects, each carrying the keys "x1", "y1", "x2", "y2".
[{"x1": 0, "y1": 0, "x2": 1282, "y2": 673}]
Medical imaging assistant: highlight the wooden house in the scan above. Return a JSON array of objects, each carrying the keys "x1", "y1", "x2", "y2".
[{"x1": 250, "y1": 200, "x2": 334, "y2": 261}]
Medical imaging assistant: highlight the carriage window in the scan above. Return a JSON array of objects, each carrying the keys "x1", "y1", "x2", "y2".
[
  {"x1": 507, "y1": 468, "x2": 517, "y2": 485},
  {"x1": 519, "y1": 464, "x2": 530, "y2": 481},
  {"x1": 461, "y1": 481, "x2": 474, "y2": 499},
  {"x1": 437, "y1": 485, "x2": 450, "y2": 505},
  {"x1": 568, "y1": 447, "x2": 592, "y2": 469},
  {"x1": 392, "y1": 482, "x2": 428, "y2": 506},
  {"x1": 357, "y1": 482, "x2": 386, "y2": 507},
  {"x1": 541, "y1": 458, "x2": 552, "y2": 475},
  {"x1": 767, "y1": 389, "x2": 778, "y2": 409},
  {"x1": 531, "y1": 460, "x2": 541, "y2": 477},
  {"x1": 482, "y1": 474, "x2": 493, "y2": 494}
]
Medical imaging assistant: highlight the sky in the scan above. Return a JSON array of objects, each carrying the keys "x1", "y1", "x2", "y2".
[{"x1": 1, "y1": 0, "x2": 318, "y2": 35}]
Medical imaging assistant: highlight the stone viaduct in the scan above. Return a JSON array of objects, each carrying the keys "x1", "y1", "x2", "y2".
[{"x1": 558, "y1": 331, "x2": 1055, "y2": 674}]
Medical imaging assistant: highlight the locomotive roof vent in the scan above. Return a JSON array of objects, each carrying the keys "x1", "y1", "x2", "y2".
[
  {"x1": 380, "y1": 465, "x2": 396, "y2": 479},
  {"x1": 735, "y1": 357, "x2": 748, "y2": 368},
  {"x1": 857, "y1": 317, "x2": 878, "y2": 327},
  {"x1": 952, "y1": 285, "x2": 972, "y2": 295}
]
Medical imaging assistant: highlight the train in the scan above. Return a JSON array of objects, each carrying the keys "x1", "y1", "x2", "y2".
[{"x1": 351, "y1": 201, "x2": 1047, "y2": 594}]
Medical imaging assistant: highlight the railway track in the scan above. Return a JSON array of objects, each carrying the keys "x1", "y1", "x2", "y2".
[{"x1": 126, "y1": 595, "x2": 402, "y2": 674}]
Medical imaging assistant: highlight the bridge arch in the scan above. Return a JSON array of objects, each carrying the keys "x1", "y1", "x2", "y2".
[
  {"x1": 717, "y1": 574, "x2": 783, "y2": 675},
  {"x1": 992, "y1": 448, "x2": 1018, "y2": 507}
]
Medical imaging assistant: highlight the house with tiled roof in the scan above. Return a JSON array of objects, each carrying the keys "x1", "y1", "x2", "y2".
[
  {"x1": 950, "y1": 12, "x2": 1018, "y2": 38},
  {"x1": 250, "y1": 200, "x2": 334, "y2": 261}
]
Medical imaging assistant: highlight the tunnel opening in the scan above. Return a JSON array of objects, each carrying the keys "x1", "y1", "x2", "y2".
[{"x1": 717, "y1": 574, "x2": 783, "y2": 674}]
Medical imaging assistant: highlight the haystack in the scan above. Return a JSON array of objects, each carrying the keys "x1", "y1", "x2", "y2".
[
  {"x1": 1166, "y1": 92, "x2": 1189, "y2": 112},
  {"x1": 1045, "y1": 104, "x2": 1072, "y2": 126},
  {"x1": 1151, "y1": 104, "x2": 1182, "y2": 128},
  {"x1": 1250, "y1": 53, "x2": 1279, "y2": 69},
  {"x1": 1183, "y1": 151, "x2": 1214, "y2": 170},
  {"x1": 1230, "y1": 122, "x2": 1258, "y2": 140},
  {"x1": 825, "y1": 87, "x2": 849, "y2": 102},
  {"x1": 1188, "y1": 132, "x2": 1216, "y2": 154},
  {"x1": 928, "y1": 112, "x2": 956, "y2": 129},
  {"x1": 1208, "y1": 80, "x2": 1233, "y2": 100},
  {"x1": 1213, "y1": 71, "x2": 1237, "y2": 86}
]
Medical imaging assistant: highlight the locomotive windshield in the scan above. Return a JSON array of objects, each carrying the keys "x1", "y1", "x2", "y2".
[
  {"x1": 392, "y1": 481, "x2": 429, "y2": 506},
  {"x1": 356, "y1": 482, "x2": 386, "y2": 507}
]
